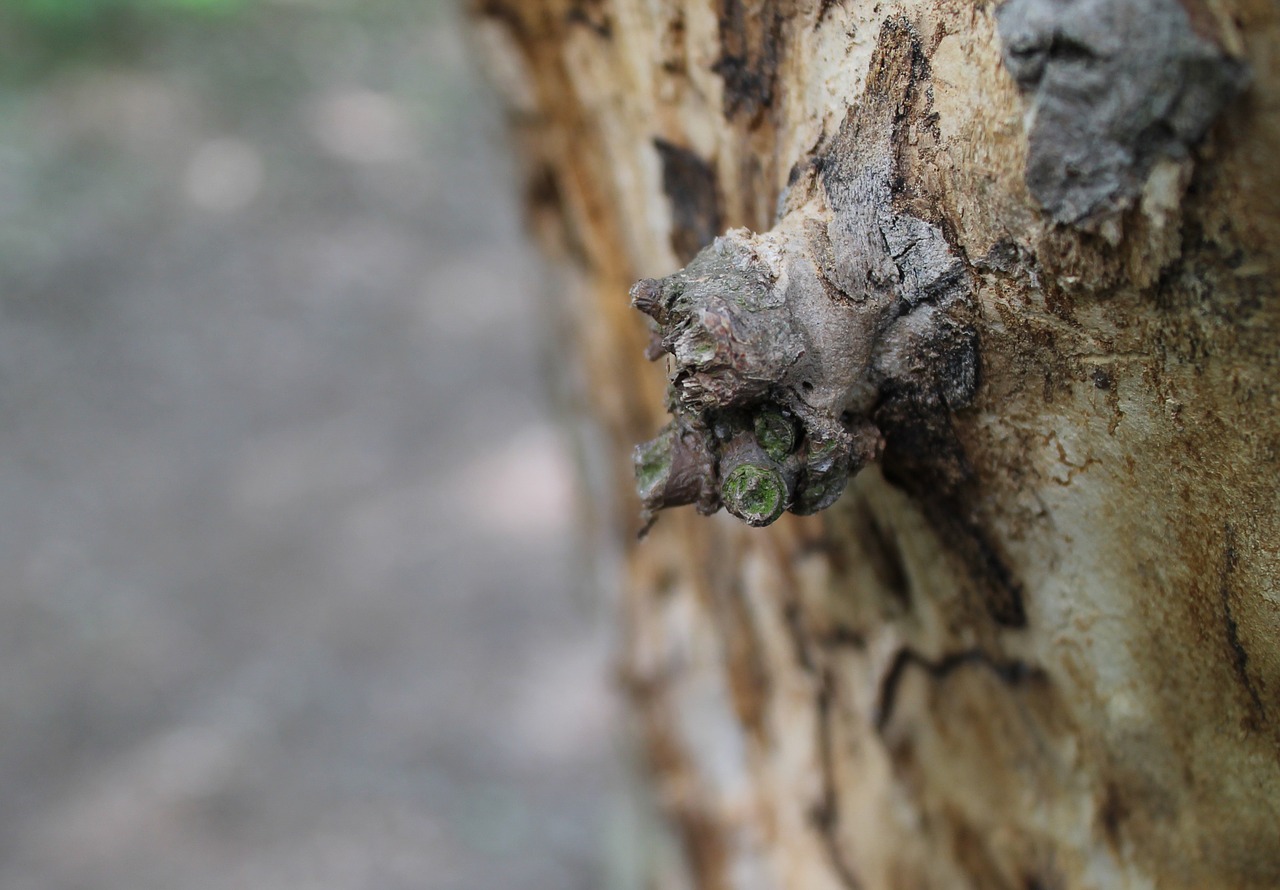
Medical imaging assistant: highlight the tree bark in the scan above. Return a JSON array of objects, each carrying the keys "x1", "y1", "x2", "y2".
[{"x1": 469, "y1": 1, "x2": 1280, "y2": 888}]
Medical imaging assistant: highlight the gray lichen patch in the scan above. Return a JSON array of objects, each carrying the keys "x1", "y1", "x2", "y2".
[
  {"x1": 996, "y1": 0, "x2": 1249, "y2": 225},
  {"x1": 633, "y1": 18, "x2": 979, "y2": 530}
]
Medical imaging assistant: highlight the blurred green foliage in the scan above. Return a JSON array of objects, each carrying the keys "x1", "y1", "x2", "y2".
[
  {"x1": 0, "y1": 0, "x2": 250, "y2": 78},
  {"x1": 9, "y1": 0, "x2": 247, "y2": 23}
]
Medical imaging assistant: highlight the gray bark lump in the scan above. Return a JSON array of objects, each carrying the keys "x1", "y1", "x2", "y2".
[
  {"x1": 996, "y1": 0, "x2": 1249, "y2": 223},
  {"x1": 634, "y1": 21, "x2": 977, "y2": 529}
]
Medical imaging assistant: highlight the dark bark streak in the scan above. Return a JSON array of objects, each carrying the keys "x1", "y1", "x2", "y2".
[
  {"x1": 874, "y1": 647, "x2": 1045, "y2": 733},
  {"x1": 850, "y1": 497, "x2": 912, "y2": 611},
  {"x1": 966, "y1": 523, "x2": 1028, "y2": 628},
  {"x1": 1220, "y1": 523, "x2": 1266, "y2": 725},
  {"x1": 830, "y1": 622, "x2": 869, "y2": 646},
  {"x1": 565, "y1": 0, "x2": 612, "y2": 38},
  {"x1": 879, "y1": 442, "x2": 1027, "y2": 628},
  {"x1": 816, "y1": 0, "x2": 844, "y2": 27},
  {"x1": 1098, "y1": 780, "x2": 1130, "y2": 848},
  {"x1": 654, "y1": 138, "x2": 723, "y2": 264},
  {"x1": 714, "y1": 0, "x2": 785, "y2": 122}
]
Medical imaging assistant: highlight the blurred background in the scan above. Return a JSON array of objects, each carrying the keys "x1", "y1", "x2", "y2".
[{"x1": 0, "y1": 1, "x2": 635, "y2": 887}]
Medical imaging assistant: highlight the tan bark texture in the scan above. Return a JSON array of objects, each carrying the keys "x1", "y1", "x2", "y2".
[{"x1": 469, "y1": 1, "x2": 1280, "y2": 887}]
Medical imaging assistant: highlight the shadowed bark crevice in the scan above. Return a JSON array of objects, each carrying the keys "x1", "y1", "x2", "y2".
[
  {"x1": 873, "y1": 647, "x2": 1046, "y2": 733},
  {"x1": 1220, "y1": 523, "x2": 1267, "y2": 727}
]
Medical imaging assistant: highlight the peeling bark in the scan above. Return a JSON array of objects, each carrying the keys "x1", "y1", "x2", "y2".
[{"x1": 470, "y1": 0, "x2": 1280, "y2": 887}]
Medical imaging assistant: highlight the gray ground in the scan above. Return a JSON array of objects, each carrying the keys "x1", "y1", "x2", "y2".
[{"x1": 0, "y1": 4, "x2": 629, "y2": 888}]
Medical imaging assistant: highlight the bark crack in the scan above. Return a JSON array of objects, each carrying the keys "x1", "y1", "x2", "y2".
[
  {"x1": 873, "y1": 647, "x2": 1045, "y2": 734},
  {"x1": 1220, "y1": 523, "x2": 1266, "y2": 726}
]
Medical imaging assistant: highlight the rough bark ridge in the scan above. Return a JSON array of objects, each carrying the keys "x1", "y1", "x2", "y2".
[{"x1": 469, "y1": 1, "x2": 1280, "y2": 888}]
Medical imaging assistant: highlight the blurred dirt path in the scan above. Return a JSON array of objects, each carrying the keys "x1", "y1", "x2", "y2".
[{"x1": 0, "y1": 5, "x2": 623, "y2": 888}]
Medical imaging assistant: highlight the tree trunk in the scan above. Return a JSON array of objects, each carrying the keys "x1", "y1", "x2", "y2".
[{"x1": 469, "y1": 1, "x2": 1279, "y2": 887}]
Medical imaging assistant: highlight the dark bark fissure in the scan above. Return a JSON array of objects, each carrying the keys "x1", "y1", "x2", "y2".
[
  {"x1": 714, "y1": 0, "x2": 787, "y2": 122},
  {"x1": 876, "y1": 442, "x2": 1029, "y2": 629},
  {"x1": 1220, "y1": 522, "x2": 1267, "y2": 725},
  {"x1": 566, "y1": 0, "x2": 612, "y2": 38},
  {"x1": 873, "y1": 647, "x2": 1046, "y2": 734},
  {"x1": 655, "y1": 138, "x2": 724, "y2": 264}
]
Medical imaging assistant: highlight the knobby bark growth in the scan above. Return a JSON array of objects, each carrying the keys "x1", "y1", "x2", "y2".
[{"x1": 469, "y1": 0, "x2": 1280, "y2": 887}]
